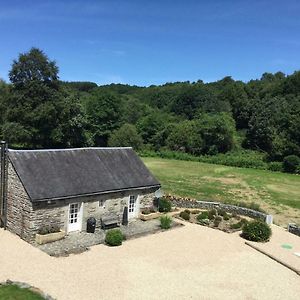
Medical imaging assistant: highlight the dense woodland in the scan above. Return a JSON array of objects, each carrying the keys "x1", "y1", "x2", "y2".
[{"x1": 0, "y1": 48, "x2": 300, "y2": 172}]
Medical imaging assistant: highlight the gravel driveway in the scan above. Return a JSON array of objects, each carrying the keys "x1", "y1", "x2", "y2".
[{"x1": 0, "y1": 223, "x2": 299, "y2": 300}]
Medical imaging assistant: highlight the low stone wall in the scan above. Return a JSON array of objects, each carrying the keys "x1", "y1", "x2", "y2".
[
  {"x1": 166, "y1": 195, "x2": 267, "y2": 221},
  {"x1": 288, "y1": 224, "x2": 300, "y2": 237}
]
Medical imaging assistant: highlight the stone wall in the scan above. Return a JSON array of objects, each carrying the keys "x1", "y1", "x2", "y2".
[
  {"x1": 6, "y1": 161, "x2": 158, "y2": 243},
  {"x1": 288, "y1": 224, "x2": 300, "y2": 237},
  {"x1": 6, "y1": 162, "x2": 35, "y2": 242},
  {"x1": 167, "y1": 195, "x2": 267, "y2": 221}
]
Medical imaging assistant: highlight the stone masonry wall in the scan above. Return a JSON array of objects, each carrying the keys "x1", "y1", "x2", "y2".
[
  {"x1": 6, "y1": 164, "x2": 158, "y2": 243},
  {"x1": 167, "y1": 195, "x2": 267, "y2": 221},
  {"x1": 6, "y1": 162, "x2": 35, "y2": 242}
]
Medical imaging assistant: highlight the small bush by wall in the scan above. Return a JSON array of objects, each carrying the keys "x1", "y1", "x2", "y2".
[
  {"x1": 160, "y1": 215, "x2": 172, "y2": 229},
  {"x1": 242, "y1": 220, "x2": 272, "y2": 242},
  {"x1": 179, "y1": 210, "x2": 190, "y2": 220},
  {"x1": 158, "y1": 197, "x2": 172, "y2": 212},
  {"x1": 105, "y1": 229, "x2": 124, "y2": 246}
]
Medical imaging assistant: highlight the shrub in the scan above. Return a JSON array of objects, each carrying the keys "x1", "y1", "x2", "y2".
[
  {"x1": 105, "y1": 229, "x2": 124, "y2": 246},
  {"x1": 197, "y1": 211, "x2": 209, "y2": 221},
  {"x1": 283, "y1": 155, "x2": 300, "y2": 173},
  {"x1": 183, "y1": 209, "x2": 191, "y2": 214},
  {"x1": 214, "y1": 215, "x2": 222, "y2": 227},
  {"x1": 217, "y1": 208, "x2": 227, "y2": 217},
  {"x1": 242, "y1": 220, "x2": 272, "y2": 242},
  {"x1": 223, "y1": 214, "x2": 230, "y2": 221},
  {"x1": 268, "y1": 161, "x2": 283, "y2": 172},
  {"x1": 141, "y1": 207, "x2": 156, "y2": 215},
  {"x1": 38, "y1": 225, "x2": 60, "y2": 235},
  {"x1": 158, "y1": 198, "x2": 172, "y2": 213},
  {"x1": 179, "y1": 211, "x2": 190, "y2": 220},
  {"x1": 160, "y1": 215, "x2": 172, "y2": 229},
  {"x1": 208, "y1": 209, "x2": 217, "y2": 220},
  {"x1": 230, "y1": 218, "x2": 248, "y2": 230}
]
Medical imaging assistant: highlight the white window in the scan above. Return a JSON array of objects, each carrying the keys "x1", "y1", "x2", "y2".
[
  {"x1": 99, "y1": 199, "x2": 106, "y2": 208},
  {"x1": 129, "y1": 195, "x2": 136, "y2": 213}
]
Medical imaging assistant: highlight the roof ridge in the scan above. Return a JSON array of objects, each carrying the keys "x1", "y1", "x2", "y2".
[{"x1": 8, "y1": 147, "x2": 133, "y2": 152}]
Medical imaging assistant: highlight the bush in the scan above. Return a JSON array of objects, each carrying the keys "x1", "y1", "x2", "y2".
[
  {"x1": 223, "y1": 214, "x2": 230, "y2": 221},
  {"x1": 105, "y1": 229, "x2": 124, "y2": 246},
  {"x1": 179, "y1": 211, "x2": 190, "y2": 220},
  {"x1": 38, "y1": 225, "x2": 60, "y2": 235},
  {"x1": 208, "y1": 209, "x2": 217, "y2": 220},
  {"x1": 214, "y1": 219, "x2": 221, "y2": 227},
  {"x1": 230, "y1": 218, "x2": 248, "y2": 230},
  {"x1": 158, "y1": 198, "x2": 172, "y2": 213},
  {"x1": 283, "y1": 155, "x2": 300, "y2": 173},
  {"x1": 217, "y1": 208, "x2": 227, "y2": 217},
  {"x1": 160, "y1": 215, "x2": 172, "y2": 229},
  {"x1": 197, "y1": 211, "x2": 209, "y2": 221},
  {"x1": 242, "y1": 220, "x2": 272, "y2": 242},
  {"x1": 268, "y1": 161, "x2": 283, "y2": 172}
]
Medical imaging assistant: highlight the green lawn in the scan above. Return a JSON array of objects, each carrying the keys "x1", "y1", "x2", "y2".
[
  {"x1": 143, "y1": 157, "x2": 300, "y2": 225},
  {"x1": 0, "y1": 285, "x2": 45, "y2": 300}
]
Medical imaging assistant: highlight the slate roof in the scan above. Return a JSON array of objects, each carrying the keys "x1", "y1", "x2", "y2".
[{"x1": 8, "y1": 147, "x2": 160, "y2": 202}]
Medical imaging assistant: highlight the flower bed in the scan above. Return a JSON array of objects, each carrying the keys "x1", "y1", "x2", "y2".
[{"x1": 140, "y1": 211, "x2": 161, "y2": 221}]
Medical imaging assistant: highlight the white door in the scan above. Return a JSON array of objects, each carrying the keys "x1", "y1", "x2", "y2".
[
  {"x1": 68, "y1": 202, "x2": 82, "y2": 232},
  {"x1": 128, "y1": 195, "x2": 138, "y2": 219}
]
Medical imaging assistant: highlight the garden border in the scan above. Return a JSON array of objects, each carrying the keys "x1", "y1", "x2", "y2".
[{"x1": 167, "y1": 196, "x2": 267, "y2": 221}]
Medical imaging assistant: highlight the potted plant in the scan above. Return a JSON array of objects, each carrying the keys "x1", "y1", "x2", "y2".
[{"x1": 35, "y1": 225, "x2": 66, "y2": 245}]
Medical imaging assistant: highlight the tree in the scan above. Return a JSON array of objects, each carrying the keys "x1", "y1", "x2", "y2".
[
  {"x1": 166, "y1": 121, "x2": 203, "y2": 155},
  {"x1": 85, "y1": 90, "x2": 122, "y2": 146},
  {"x1": 108, "y1": 124, "x2": 143, "y2": 150},
  {"x1": 3, "y1": 48, "x2": 86, "y2": 148},
  {"x1": 9, "y1": 48, "x2": 59, "y2": 87},
  {"x1": 196, "y1": 113, "x2": 236, "y2": 155}
]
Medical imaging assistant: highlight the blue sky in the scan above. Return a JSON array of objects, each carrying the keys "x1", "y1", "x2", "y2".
[{"x1": 1, "y1": 0, "x2": 300, "y2": 86}]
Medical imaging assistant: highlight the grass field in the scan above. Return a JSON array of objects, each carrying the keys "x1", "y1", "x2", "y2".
[
  {"x1": 0, "y1": 284, "x2": 44, "y2": 300},
  {"x1": 142, "y1": 157, "x2": 300, "y2": 226}
]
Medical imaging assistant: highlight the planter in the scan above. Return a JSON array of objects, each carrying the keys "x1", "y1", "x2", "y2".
[
  {"x1": 35, "y1": 230, "x2": 66, "y2": 245},
  {"x1": 140, "y1": 212, "x2": 161, "y2": 221}
]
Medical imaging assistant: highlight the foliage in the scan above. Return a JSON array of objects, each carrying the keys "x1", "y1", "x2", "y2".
[
  {"x1": 268, "y1": 161, "x2": 283, "y2": 172},
  {"x1": 108, "y1": 123, "x2": 143, "y2": 150},
  {"x1": 242, "y1": 221, "x2": 272, "y2": 242},
  {"x1": 158, "y1": 198, "x2": 172, "y2": 212},
  {"x1": 105, "y1": 229, "x2": 124, "y2": 246},
  {"x1": 283, "y1": 155, "x2": 300, "y2": 174},
  {"x1": 141, "y1": 207, "x2": 156, "y2": 214},
  {"x1": 197, "y1": 211, "x2": 209, "y2": 221},
  {"x1": 140, "y1": 149, "x2": 268, "y2": 170},
  {"x1": 179, "y1": 210, "x2": 190, "y2": 220},
  {"x1": 230, "y1": 218, "x2": 248, "y2": 229},
  {"x1": 160, "y1": 215, "x2": 172, "y2": 229},
  {"x1": 208, "y1": 209, "x2": 217, "y2": 220},
  {"x1": 0, "y1": 284, "x2": 44, "y2": 300},
  {"x1": 38, "y1": 225, "x2": 60, "y2": 235},
  {"x1": 1, "y1": 48, "x2": 300, "y2": 167},
  {"x1": 84, "y1": 90, "x2": 122, "y2": 146},
  {"x1": 213, "y1": 216, "x2": 222, "y2": 227}
]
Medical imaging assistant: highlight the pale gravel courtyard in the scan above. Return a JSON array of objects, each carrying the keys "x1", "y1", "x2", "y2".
[{"x1": 0, "y1": 222, "x2": 299, "y2": 300}]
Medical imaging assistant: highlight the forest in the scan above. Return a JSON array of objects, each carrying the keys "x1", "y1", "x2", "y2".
[{"x1": 0, "y1": 48, "x2": 299, "y2": 173}]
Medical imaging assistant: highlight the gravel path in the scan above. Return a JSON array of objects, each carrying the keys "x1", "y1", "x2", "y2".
[
  {"x1": 0, "y1": 223, "x2": 299, "y2": 300},
  {"x1": 37, "y1": 219, "x2": 173, "y2": 256}
]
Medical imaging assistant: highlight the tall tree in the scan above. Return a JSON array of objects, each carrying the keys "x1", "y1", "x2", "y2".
[{"x1": 3, "y1": 48, "x2": 86, "y2": 148}]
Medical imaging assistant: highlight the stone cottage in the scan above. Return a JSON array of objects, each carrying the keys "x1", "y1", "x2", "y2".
[{"x1": 0, "y1": 144, "x2": 161, "y2": 242}]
